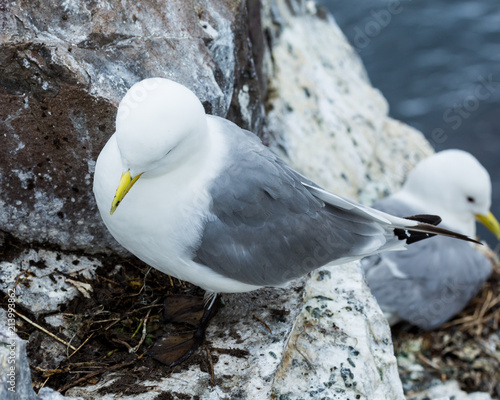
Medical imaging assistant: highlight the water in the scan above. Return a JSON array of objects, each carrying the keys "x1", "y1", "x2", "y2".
[{"x1": 318, "y1": 0, "x2": 500, "y2": 245}]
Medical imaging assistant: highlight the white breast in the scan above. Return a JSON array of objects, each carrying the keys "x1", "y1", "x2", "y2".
[{"x1": 93, "y1": 118, "x2": 262, "y2": 293}]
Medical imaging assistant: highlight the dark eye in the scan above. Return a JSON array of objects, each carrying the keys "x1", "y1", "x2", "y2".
[{"x1": 467, "y1": 196, "x2": 475, "y2": 203}]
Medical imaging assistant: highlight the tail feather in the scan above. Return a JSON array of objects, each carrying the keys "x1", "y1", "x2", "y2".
[
  {"x1": 301, "y1": 183, "x2": 480, "y2": 246},
  {"x1": 397, "y1": 214, "x2": 481, "y2": 245}
]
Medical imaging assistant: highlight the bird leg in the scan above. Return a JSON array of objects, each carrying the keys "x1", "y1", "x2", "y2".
[{"x1": 150, "y1": 293, "x2": 219, "y2": 366}]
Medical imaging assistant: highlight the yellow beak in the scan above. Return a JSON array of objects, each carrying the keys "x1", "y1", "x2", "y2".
[
  {"x1": 475, "y1": 211, "x2": 500, "y2": 240},
  {"x1": 110, "y1": 170, "x2": 143, "y2": 215}
]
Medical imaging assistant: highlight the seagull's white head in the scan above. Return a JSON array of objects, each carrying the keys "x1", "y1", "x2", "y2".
[
  {"x1": 110, "y1": 78, "x2": 207, "y2": 214},
  {"x1": 402, "y1": 149, "x2": 499, "y2": 238},
  {"x1": 116, "y1": 78, "x2": 207, "y2": 177}
]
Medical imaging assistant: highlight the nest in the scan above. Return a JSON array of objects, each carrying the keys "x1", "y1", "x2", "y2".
[{"x1": 15, "y1": 256, "x2": 210, "y2": 397}]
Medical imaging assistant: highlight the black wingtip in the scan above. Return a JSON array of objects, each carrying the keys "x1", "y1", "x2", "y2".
[
  {"x1": 394, "y1": 214, "x2": 482, "y2": 245},
  {"x1": 404, "y1": 214, "x2": 442, "y2": 226}
]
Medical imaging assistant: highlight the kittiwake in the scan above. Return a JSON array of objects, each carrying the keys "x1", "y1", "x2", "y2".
[
  {"x1": 361, "y1": 150, "x2": 499, "y2": 330},
  {"x1": 92, "y1": 78, "x2": 478, "y2": 363}
]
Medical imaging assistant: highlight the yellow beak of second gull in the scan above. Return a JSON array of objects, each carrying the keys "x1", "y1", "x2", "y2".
[
  {"x1": 110, "y1": 170, "x2": 143, "y2": 215},
  {"x1": 475, "y1": 211, "x2": 500, "y2": 240}
]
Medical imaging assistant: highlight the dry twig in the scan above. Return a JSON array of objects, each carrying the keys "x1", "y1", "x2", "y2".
[
  {"x1": 58, "y1": 360, "x2": 136, "y2": 393},
  {"x1": 253, "y1": 314, "x2": 273, "y2": 334},
  {"x1": 14, "y1": 310, "x2": 77, "y2": 351},
  {"x1": 68, "y1": 332, "x2": 96, "y2": 359}
]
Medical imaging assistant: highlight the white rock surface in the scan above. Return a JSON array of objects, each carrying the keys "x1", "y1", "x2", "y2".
[
  {"x1": 0, "y1": 249, "x2": 100, "y2": 318},
  {"x1": 408, "y1": 380, "x2": 493, "y2": 400},
  {"x1": 272, "y1": 263, "x2": 404, "y2": 399},
  {"x1": 265, "y1": 1, "x2": 433, "y2": 203}
]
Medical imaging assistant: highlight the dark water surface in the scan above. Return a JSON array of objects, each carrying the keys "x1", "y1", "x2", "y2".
[{"x1": 318, "y1": 0, "x2": 500, "y2": 245}]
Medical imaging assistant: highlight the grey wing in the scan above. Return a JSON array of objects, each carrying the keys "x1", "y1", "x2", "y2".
[
  {"x1": 362, "y1": 197, "x2": 492, "y2": 330},
  {"x1": 193, "y1": 118, "x2": 393, "y2": 287}
]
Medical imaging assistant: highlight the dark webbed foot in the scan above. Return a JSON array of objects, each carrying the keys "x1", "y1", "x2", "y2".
[{"x1": 150, "y1": 294, "x2": 219, "y2": 366}]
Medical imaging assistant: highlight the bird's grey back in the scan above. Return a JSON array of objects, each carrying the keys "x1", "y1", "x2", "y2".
[
  {"x1": 193, "y1": 117, "x2": 393, "y2": 287},
  {"x1": 362, "y1": 196, "x2": 492, "y2": 330}
]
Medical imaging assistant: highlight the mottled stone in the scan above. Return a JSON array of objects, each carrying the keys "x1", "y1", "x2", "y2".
[
  {"x1": 271, "y1": 263, "x2": 405, "y2": 400},
  {"x1": 0, "y1": 249, "x2": 100, "y2": 318},
  {"x1": 408, "y1": 380, "x2": 492, "y2": 400},
  {"x1": 0, "y1": 311, "x2": 37, "y2": 400}
]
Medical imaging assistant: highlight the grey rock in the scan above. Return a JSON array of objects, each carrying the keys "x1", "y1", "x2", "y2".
[
  {"x1": 408, "y1": 380, "x2": 493, "y2": 400},
  {"x1": 0, "y1": 249, "x2": 99, "y2": 318},
  {"x1": 0, "y1": 311, "x2": 37, "y2": 400},
  {"x1": 0, "y1": 317, "x2": 82, "y2": 400},
  {"x1": 271, "y1": 264, "x2": 405, "y2": 400},
  {"x1": 38, "y1": 387, "x2": 83, "y2": 400}
]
